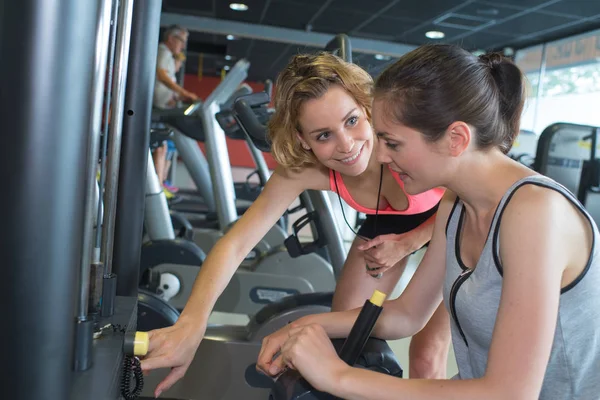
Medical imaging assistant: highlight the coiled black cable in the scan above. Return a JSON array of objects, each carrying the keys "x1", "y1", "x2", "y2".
[{"x1": 121, "y1": 355, "x2": 144, "y2": 400}]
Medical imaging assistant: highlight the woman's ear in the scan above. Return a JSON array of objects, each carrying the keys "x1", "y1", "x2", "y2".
[
  {"x1": 296, "y1": 131, "x2": 311, "y2": 150},
  {"x1": 446, "y1": 121, "x2": 471, "y2": 156}
]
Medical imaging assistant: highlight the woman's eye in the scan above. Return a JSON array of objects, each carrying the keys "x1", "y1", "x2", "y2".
[
  {"x1": 347, "y1": 116, "x2": 358, "y2": 126},
  {"x1": 317, "y1": 131, "x2": 331, "y2": 141}
]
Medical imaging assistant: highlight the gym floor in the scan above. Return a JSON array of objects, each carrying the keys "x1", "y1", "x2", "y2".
[{"x1": 174, "y1": 162, "x2": 459, "y2": 378}]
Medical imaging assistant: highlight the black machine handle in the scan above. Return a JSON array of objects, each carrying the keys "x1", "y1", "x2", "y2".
[
  {"x1": 284, "y1": 211, "x2": 328, "y2": 258},
  {"x1": 579, "y1": 127, "x2": 600, "y2": 203},
  {"x1": 325, "y1": 34, "x2": 352, "y2": 63},
  {"x1": 268, "y1": 290, "x2": 390, "y2": 400},
  {"x1": 238, "y1": 91, "x2": 270, "y2": 108},
  {"x1": 233, "y1": 93, "x2": 272, "y2": 152}
]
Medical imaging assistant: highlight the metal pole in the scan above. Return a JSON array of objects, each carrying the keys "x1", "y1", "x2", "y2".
[
  {"x1": 532, "y1": 44, "x2": 547, "y2": 134},
  {"x1": 197, "y1": 59, "x2": 250, "y2": 227},
  {"x1": 112, "y1": 0, "x2": 163, "y2": 297},
  {"x1": 145, "y1": 150, "x2": 177, "y2": 240},
  {"x1": 306, "y1": 190, "x2": 347, "y2": 279},
  {"x1": 100, "y1": 0, "x2": 135, "y2": 276},
  {"x1": 171, "y1": 130, "x2": 216, "y2": 211},
  {"x1": 246, "y1": 141, "x2": 270, "y2": 185},
  {"x1": 0, "y1": 0, "x2": 97, "y2": 398},
  {"x1": 77, "y1": 0, "x2": 113, "y2": 322},
  {"x1": 95, "y1": 0, "x2": 120, "y2": 254}
]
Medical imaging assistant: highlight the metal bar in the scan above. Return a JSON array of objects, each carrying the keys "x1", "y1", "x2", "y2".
[
  {"x1": 531, "y1": 43, "x2": 547, "y2": 134},
  {"x1": 171, "y1": 130, "x2": 216, "y2": 211},
  {"x1": 160, "y1": 13, "x2": 416, "y2": 57},
  {"x1": 199, "y1": 60, "x2": 250, "y2": 227},
  {"x1": 101, "y1": 0, "x2": 135, "y2": 277},
  {"x1": 112, "y1": 0, "x2": 163, "y2": 297},
  {"x1": 203, "y1": 101, "x2": 240, "y2": 227},
  {"x1": 246, "y1": 141, "x2": 270, "y2": 185},
  {"x1": 306, "y1": 190, "x2": 347, "y2": 278},
  {"x1": 0, "y1": 0, "x2": 97, "y2": 398},
  {"x1": 202, "y1": 59, "x2": 250, "y2": 107},
  {"x1": 78, "y1": 0, "x2": 113, "y2": 321},
  {"x1": 95, "y1": 0, "x2": 121, "y2": 253},
  {"x1": 145, "y1": 150, "x2": 176, "y2": 240}
]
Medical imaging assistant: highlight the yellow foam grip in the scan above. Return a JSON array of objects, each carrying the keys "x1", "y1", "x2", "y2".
[
  {"x1": 134, "y1": 332, "x2": 149, "y2": 356},
  {"x1": 369, "y1": 290, "x2": 387, "y2": 307}
]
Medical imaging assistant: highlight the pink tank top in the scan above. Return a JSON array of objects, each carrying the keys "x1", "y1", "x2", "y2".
[{"x1": 329, "y1": 165, "x2": 445, "y2": 215}]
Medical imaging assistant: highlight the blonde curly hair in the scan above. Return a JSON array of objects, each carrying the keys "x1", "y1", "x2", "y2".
[{"x1": 267, "y1": 52, "x2": 373, "y2": 170}]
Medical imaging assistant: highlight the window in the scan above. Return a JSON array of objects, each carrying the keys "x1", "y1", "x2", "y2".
[
  {"x1": 514, "y1": 45, "x2": 543, "y2": 133},
  {"x1": 515, "y1": 30, "x2": 600, "y2": 135}
]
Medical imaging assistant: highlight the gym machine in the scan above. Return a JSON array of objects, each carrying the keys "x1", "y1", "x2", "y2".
[
  {"x1": 1, "y1": 0, "x2": 158, "y2": 399},
  {"x1": 532, "y1": 122, "x2": 600, "y2": 224},
  {"x1": 270, "y1": 290, "x2": 403, "y2": 400}
]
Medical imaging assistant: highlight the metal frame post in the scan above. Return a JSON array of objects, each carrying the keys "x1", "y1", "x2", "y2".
[{"x1": 112, "y1": 0, "x2": 163, "y2": 297}]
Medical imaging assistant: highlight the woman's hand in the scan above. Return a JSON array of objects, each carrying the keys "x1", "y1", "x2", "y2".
[
  {"x1": 357, "y1": 233, "x2": 417, "y2": 274},
  {"x1": 277, "y1": 324, "x2": 350, "y2": 393},
  {"x1": 140, "y1": 319, "x2": 206, "y2": 398},
  {"x1": 256, "y1": 322, "x2": 297, "y2": 376}
]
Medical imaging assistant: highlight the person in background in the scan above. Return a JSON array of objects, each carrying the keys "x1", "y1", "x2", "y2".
[
  {"x1": 153, "y1": 26, "x2": 198, "y2": 197},
  {"x1": 161, "y1": 51, "x2": 188, "y2": 192}
]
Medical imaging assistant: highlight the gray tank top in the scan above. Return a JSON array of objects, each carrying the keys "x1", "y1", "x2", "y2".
[{"x1": 443, "y1": 175, "x2": 600, "y2": 399}]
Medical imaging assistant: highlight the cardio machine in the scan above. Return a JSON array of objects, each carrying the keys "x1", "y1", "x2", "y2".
[{"x1": 531, "y1": 122, "x2": 600, "y2": 225}]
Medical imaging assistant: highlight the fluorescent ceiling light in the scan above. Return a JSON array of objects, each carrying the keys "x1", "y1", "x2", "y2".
[
  {"x1": 229, "y1": 3, "x2": 248, "y2": 11},
  {"x1": 425, "y1": 31, "x2": 445, "y2": 39},
  {"x1": 375, "y1": 54, "x2": 391, "y2": 61}
]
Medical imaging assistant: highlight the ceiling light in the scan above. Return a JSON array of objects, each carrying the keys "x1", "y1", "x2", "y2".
[
  {"x1": 425, "y1": 31, "x2": 445, "y2": 39},
  {"x1": 225, "y1": 55, "x2": 232, "y2": 60},
  {"x1": 229, "y1": 3, "x2": 248, "y2": 11},
  {"x1": 224, "y1": 65, "x2": 231, "y2": 71},
  {"x1": 226, "y1": 35, "x2": 235, "y2": 40},
  {"x1": 374, "y1": 54, "x2": 391, "y2": 61}
]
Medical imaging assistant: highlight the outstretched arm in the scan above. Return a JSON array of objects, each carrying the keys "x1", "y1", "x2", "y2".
[
  {"x1": 156, "y1": 68, "x2": 197, "y2": 101},
  {"x1": 141, "y1": 165, "x2": 328, "y2": 396}
]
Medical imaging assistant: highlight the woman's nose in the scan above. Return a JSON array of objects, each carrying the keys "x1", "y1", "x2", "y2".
[
  {"x1": 338, "y1": 134, "x2": 354, "y2": 153},
  {"x1": 375, "y1": 140, "x2": 391, "y2": 164}
]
